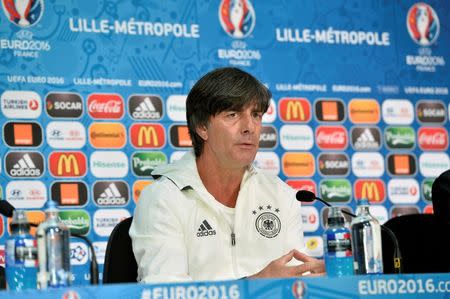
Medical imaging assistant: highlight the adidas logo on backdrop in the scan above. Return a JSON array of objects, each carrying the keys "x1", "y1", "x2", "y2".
[{"x1": 196, "y1": 220, "x2": 216, "y2": 237}]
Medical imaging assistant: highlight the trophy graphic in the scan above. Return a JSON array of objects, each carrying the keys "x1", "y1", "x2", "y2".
[{"x1": 14, "y1": 0, "x2": 31, "y2": 26}]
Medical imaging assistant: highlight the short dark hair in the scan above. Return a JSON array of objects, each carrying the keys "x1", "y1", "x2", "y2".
[{"x1": 186, "y1": 67, "x2": 271, "y2": 157}]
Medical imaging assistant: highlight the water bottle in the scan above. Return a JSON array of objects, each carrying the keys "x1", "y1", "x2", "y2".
[
  {"x1": 36, "y1": 200, "x2": 71, "y2": 289},
  {"x1": 350, "y1": 199, "x2": 383, "y2": 274},
  {"x1": 323, "y1": 206, "x2": 354, "y2": 277},
  {"x1": 5, "y1": 210, "x2": 38, "y2": 290}
]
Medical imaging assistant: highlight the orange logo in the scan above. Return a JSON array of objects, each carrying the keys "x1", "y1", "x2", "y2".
[
  {"x1": 59, "y1": 183, "x2": 80, "y2": 205},
  {"x1": 394, "y1": 155, "x2": 410, "y2": 174},
  {"x1": 348, "y1": 99, "x2": 380, "y2": 124},
  {"x1": 13, "y1": 123, "x2": 33, "y2": 145},
  {"x1": 177, "y1": 126, "x2": 192, "y2": 147},
  {"x1": 89, "y1": 122, "x2": 126, "y2": 148},
  {"x1": 282, "y1": 153, "x2": 315, "y2": 177},
  {"x1": 130, "y1": 124, "x2": 165, "y2": 148},
  {"x1": 133, "y1": 180, "x2": 153, "y2": 202},
  {"x1": 321, "y1": 101, "x2": 338, "y2": 121},
  {"x1": 279, "y1": 98, "x2": 311, "y2": 122}
]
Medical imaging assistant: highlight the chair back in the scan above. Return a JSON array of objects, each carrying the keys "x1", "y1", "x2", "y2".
[
  {"x1": 382, "y1": 213, "x2": 448, "y2": 273},
  {"x1": 103, "y1": 217, "x2": 138, "y2": 283}
]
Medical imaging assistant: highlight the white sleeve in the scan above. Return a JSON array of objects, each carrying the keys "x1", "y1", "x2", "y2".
[
  {"x1": 283, "y1": 184, "x2": 306, "y2": 265},
  {"x1": 129, "y1": 181, "x2": 192, "y2": 283}
]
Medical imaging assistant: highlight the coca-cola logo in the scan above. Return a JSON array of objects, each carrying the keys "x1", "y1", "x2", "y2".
[
  {"x1": 315, "y1": 126, "x2": 347, "y2": 150},
  {"x1": 87, "y1": 94, "x2": 124, "y2": 119},
  {"x1": 418, "y1": 127, "x2": 448, "y2": 150}
]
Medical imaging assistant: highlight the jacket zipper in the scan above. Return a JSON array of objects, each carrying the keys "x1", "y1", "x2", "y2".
[{"x1": 231, "y1": 232, "x2": 236, "y2": 246}]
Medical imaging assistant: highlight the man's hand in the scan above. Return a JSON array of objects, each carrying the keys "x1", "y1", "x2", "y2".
[{"x1": 249, "y1": 249, "x2": 326, "y2": 279}]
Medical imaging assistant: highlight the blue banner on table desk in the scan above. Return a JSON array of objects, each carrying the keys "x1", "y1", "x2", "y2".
[
  {"x1": 0, "y1": 0, "x2": 449, "y2": 285},
  {"x1": 1, "y1": 274, "x2": 449, "y2": 299}
]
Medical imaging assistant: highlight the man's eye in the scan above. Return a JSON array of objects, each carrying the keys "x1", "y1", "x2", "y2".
[
  {"x1": 227, "y1": 113, "x2": 237, "y2": 118},
  {"x1": 252, "y1": 112, "x2": 263, "y2": 119}
]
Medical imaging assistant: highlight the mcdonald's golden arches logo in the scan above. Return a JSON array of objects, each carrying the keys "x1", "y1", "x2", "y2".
[
  {"x1": 49, "y1": 152, "x2": 87, "y2": 177},
  {"x1": 354, "y1": 179, "x2": 385, "y2": 203},
  {"x1": 130, "y1": 124, "x2": 165, "y2": 148},
  {"x1": 279, "y1": 98, "x2": 311, "y2": 122}
]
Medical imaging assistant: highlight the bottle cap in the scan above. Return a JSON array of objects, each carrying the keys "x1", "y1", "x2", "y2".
[
  {"x1": 327, "y1": 206, "x2": 345, "y2": 226},
  {"x1": 357, "y1": 198, "x2": 369, "y2": 206},
  {"x1": 44, "y1": 200, "x2": 59, "y2": 212},
  {"x1": 11, "y1": 209, "x2": 29, "y2": 225}
]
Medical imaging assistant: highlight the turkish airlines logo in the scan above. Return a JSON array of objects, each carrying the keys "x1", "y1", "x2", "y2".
[
  {"x1": 350, "y1": 127, "x2": 381, "y2": 151},
  {"x1": 348, "y1": 99, "x2": 380, "y2": 124},
  {"x1": 5, "y1": 151, "x2": 44, "y2": 178},
  {"x1": 169, "y1": 124, "x2": 192, "y2": 148},
  {"x1": 315, "y1": 126, "x2": 347, "y2": 150},
  {"x1": 387, "y1": 154, "x2": 416, "y2": 176},
  {"x1": 354, "y1": 179, "x2": 386, "y2": 203},
  {"x1": 282, "y1": 152, "x2": 315, "y2": 177},
  {"x1": 87, "y1": 94, "x2": 124, "y2": 119},
  {"x1": 279, "y1": 98, "x2": 311, "y2": 122},
  {"x1": 388, "y1": 179, "x2": 419, "y2": 204},
  {"x1": 1, "y1": 90, "x2": 41, "y2": 118},
  {"x1": 128, "y1": 95, "x2": 163, "y2": 120},
  {"x1": 314, "y1": 99, "x2": 345, "y2": 122},
  {"x1": 89, "y1": 122, "x2": 126, "y2": 149},
  {"x1": 3, "y1": 121, "x2": 42, "y2": 147},
  {"x1": 93, "y1": 209, "x2": 131, "y2": 237},
  {"x1": 93, "y1": 181, "x2": 129, "y2": 206},
  {"x1": 51, "y1": 181, "x2": 88, "y2": 206},
  {"x1": 46, "y1": 93, "x2": 83, "y2": 118},
  {"x1": 49, "y1": 152, "x2": 87, "y2": 177},
  {"x1": 416, "y1": 101, "x2": 446, "y2": 123},
  {"x1": 286, "y1": 179, "x2": 316, "y2": 196},
  {"x1": 418, "y1": 127, "x2": 448, "y2": 150},
  {"x1": 130, "y1": 124, "x2": 165, "y2": 148}
]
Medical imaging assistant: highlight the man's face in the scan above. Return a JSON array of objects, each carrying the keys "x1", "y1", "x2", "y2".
[{"x1": 198, "y1": 103, "x2": 263, "y2": 169}]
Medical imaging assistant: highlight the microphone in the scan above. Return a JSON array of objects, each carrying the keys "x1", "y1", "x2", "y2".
[
  {"x1": 1, "y1": 201, "x2": 99, "y2": 285},
  {"x1": 295, "y1": 190, "x2": 402, "y2": 274},
  {"x1": 0, "y1": 200, "x2": 15, "y2": 218},
  {"x1": 296, "y1": 190, "x2": 356, "y2": 217}
]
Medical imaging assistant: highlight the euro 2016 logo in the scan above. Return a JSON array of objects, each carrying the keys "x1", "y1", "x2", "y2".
[
  {"x1": 407, "y1": 3, "x2": 440, "y2": 46},
  {"x1": 2, "y1": 0, "x2": 44, "y2": 27},
  {"x1": 219, "y1": 0, "x2": 256, "y2": 39}
]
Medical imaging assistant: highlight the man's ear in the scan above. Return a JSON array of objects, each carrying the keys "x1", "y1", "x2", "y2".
[{"x1": 196, "y1": 125, "x2": 208, "y2": 141}]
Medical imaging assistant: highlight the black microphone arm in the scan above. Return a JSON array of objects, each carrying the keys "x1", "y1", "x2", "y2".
[{"x1": 295, "y1": 190, "x2": 402, "y2": 274}]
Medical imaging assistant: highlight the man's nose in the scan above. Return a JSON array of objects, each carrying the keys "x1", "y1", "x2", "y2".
[{"x1": 241, "y1": 113, "x2": 256, "y2": 134}]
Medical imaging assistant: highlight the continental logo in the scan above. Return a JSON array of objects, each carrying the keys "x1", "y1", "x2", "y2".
[
  {"x1": 348, "y1": 99, "x2": 380, "y2": 124},
  {"x1": 354, "y1": 179, "x2": 385, "y2": 203},
  {"x1": 89, "y1": 122, "x2": 127, "y2": 149},
  {"x1": 51, "y1": 181, "x2": 88, "y2": 206},
  {"x1": 282, "y1": 152, "x2": 315, "y2": 177},
  {"x1": 314, "y1": 99, "x2": 345, "y2": 122},
  {"x1": 169, "y1": 124, "x2": 192, "y2": 148},
  {"x1": 133, "y1": 180, "x2": 153, "y2": 203},
  {"x1": 49, "y1": 152, "x2": 87, "y2": 177},
  {"x1": 279, "y1": 98, "x2": 311, "y2": 122},
  {"x1": 416, "y1": 101, "x2": 446, "y2": 123},
  {"x1": 3, "y1": 121, "x2": 42, "y2": 147},
  {"x1": 387, "y1": 154, "x2": 416, "y2": 176},
  {"x1": 130, "y1": 124, "x2": 165, "y2": 148}
]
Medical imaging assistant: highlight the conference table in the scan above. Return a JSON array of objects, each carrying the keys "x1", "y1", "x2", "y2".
[{"x1": 1, "y1": 273, "x2": 449, "y2": 298}]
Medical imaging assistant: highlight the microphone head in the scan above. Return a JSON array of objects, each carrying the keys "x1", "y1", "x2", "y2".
[
  {"x1": 0, "y1": 200, "x2": 15, "y2": 218},
  {"x1": 296, "y1": 190, "x2": 316, "y2": 202}
]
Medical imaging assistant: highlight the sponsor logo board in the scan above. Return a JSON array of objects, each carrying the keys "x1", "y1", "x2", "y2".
[
  {"x1": 93, "y1": 181, "x2": 129, "y2": 206},
  {"x1": 70, "y1": 242, "x2": 89, "y2": 266},
  {"x1": 132, "y1": 152, "x2": 167, "y2": 177},
  {"x1": 351, "y1": 152, "x2": 384, "y2": 177},
  {"x1": 87, "y1": 93, "x2": 124, "y2": 119},
  {"x1": 5, "y1": 151, "x2": 44, "y2": 178},
  {"x1": 348, "y1": 99, "x2": 380, "y2": 124},
  {"x1": 51, "y1": 181, "x2": 88, "y2": 207},
  {"x1": 169, "y1": 124, "x2": 192, "y2": 148},
  {"x1": 49, "y1": 152, "x2": 87, "y2": 177},
  {"x1": 282, "y1": 152, "x2": 315, "y2": 177},
  {"x1": 318, "y1": 153, "x2": 350, "y2": 176},
  {"x1": 89, "y1": 122, "x2": 126, "y2": 149},
  {"x1": 319, "y1": 179, "x2": 351, "y2": 203},
  {"x1": 315, "y1": 126, "x2": 347, "y2": 150},
  {"x1": 128, "y1": 95, "x2": 163, "y2": 120},
  {"x1": 130, "y1": 123, "x2": 165, "y2": 148},
  {"x1": 314, "y1": 99, "x2": 345, "y2": 122},
  {"x1": 285, "y1": 179, "x2": 316, "y2": 196},
  {"x1": 93, "y1": 209, "x2": 131, "y2": 236},
  {"x1": 303, "y1": 236, "x2": 323, "y2": 257},
  {"x1": 58, "y1": 210, "x2": 90, "y2": 235},
  {"x1": 421, "y1": 179, "x2": 434, "y2": 202},
  {"x1": 166, "y1": 95, "x2": 187, "y2": 121},
  {"x1": 254, "y1": 152, "x2": 280, "y2": 175},
  {"x1": 6, "y1": 180, "x2": 46, "y2": 209},
  {"x1": 3, "y1": 121, "x2": 43, "y2": 147},
  {"x1": 279, "y1": 98, "x2": 311, "y2": 122},
  {"x1": 387, "y1": 179, "x2": 420, "y2": 204},
  {"x1": 300, "y1": 206, "x2": 319, "y2": 232},
  {"x1": 385, "y1": 127, "x2": 415, "y2": 149},
  {"x1": 419, "y1": 153, "x2": 450, "y2": 177},
  {"x1": 1, "y1": 90, "x2": 41, "y2": 118},
  {"x1": 387, "y1": 154, "x2": 417, "y2": 176},
  {"x1": 46, "y1": 93, "x2": 83, "y2": 118},
  {"x1": 416, "y1": 100, "x2": 446, "y2": 123},
  {"x1": 418, "y1": 127, "x2": 448, "y2": 151},
  {"x1": 279, "y1": 125, "x2": 313, "y2": 150},
  {"x1": 381, "y1": 99, "x2": 414, "y2": 124},
  {"x1": 350, "y1": 126, "x2": 381, "y2": 151},
  {"x1": 259, "y1": 125, "x2": 277, "y2": 149},
  {"x1": 262, "y1": 99, "x2": 276, "y2": 123},
  {"x1": 90, "y1": 151, "x2": 128, "y2": 178},
  {"x1": 354, "y1": 179, "x2": 386, "y2": 204}
]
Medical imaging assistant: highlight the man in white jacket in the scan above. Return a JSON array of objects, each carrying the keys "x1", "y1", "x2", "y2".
[{"x1": 130, "y1": 67, "x2": 325, "y2": 283}]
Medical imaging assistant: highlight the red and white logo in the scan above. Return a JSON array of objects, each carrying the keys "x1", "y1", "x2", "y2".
[
  {"x1": 315, "y1": 126, "x2": 347, "y2": 150},
  {"x1": 87, "y1": 94, "x2": 124, "y2": 119},
  {"x1": 286, "y1": 179, "x2": 316, "y2": 197},
  {"x1": 418, "y1": 127, "x2": 448, "y2": 151}
]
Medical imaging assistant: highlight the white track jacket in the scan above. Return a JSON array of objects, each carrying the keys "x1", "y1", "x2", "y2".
[{"x1": 130, "y1": 151, "x2": 305, "y2": 283}]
